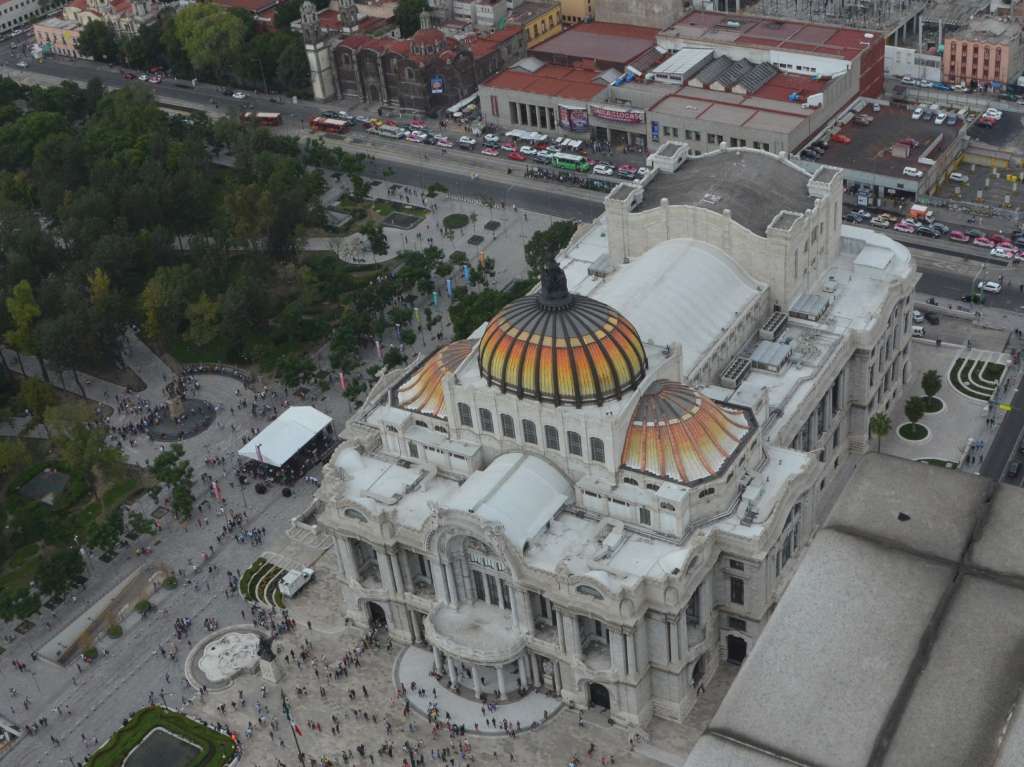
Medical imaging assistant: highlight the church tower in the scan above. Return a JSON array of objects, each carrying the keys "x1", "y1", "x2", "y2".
[{"x1": 301, "y1": 0, "x2": 338, "y2": 101}]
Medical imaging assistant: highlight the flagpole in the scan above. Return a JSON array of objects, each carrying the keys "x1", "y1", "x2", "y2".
[{"x1": 280, "y1": 690, "x2": 305, "y2": 765}]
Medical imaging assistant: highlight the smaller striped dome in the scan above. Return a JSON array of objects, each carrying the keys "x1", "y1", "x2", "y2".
[
  {"x1": 395, "y1": 340, "x2": 473, "y2": 418},
  {"x1": 622, "y1": 380, "x2": 753, "y2": 485}
]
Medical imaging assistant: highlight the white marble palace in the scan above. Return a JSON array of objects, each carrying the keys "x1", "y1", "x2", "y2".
[{"x1": 307, "y1": 142, "x2": 918, "y2": 726}]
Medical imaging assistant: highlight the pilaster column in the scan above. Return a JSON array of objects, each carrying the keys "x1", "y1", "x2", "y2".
[
  {"x1": 447, "y1": 657, "x2": 458, "y2": 688},
  {"x1": 339, "y1": 539, "x2": 358, "y2": 582},
  {"x1": 626, "y1": 632, "x2": 637, "y2": 676},
  {"x1": 445, "y1": 561, "x2": 459, "y2": 605},
  {"x1": 432, "y1": 645, "x2": 443, "y2": 673},
  {"x1": 496, "y1": 664, "x2": 508, "y2": 700},
  {"x1": 530, "y1": 653, "x2": 541, "y2": 687},
  {"x1": 471, "y1": 665, "x2": 482, "y2": 699},
  {"x1": 553, "y1": 661, "x2": 562, "y2": 693},
  {"x1": 510, "y1": 586, "x2": 520, "y2": 626},
  {"x1": 517, "y1": 655, "x2": 529, "y2": 689},
  {"x1": 483, "y1": 573, "x2": 494, "y2": 605},
  {"x1": 667, "y1": 619, "x2": 676, "y2": 664},
  {"x1": 376, "y1": 546, "x2": 397, "y2": 592},
  {"x1": 438, "y1": 562, "x2": 453, "y2": 604},
  {"x1": 388, "y1": 552, "x2": 404, "y2": 593}
]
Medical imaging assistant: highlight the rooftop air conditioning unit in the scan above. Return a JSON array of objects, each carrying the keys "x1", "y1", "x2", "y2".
[{"x1": 720, "y1": 356, "x2": 752, "y2": 389}]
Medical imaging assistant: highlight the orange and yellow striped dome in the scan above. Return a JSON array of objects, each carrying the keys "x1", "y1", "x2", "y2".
[
  {"x1": 478, "y1": 265, "x2": 647, "y2": 407},
  {"x1": 622, "y1": 380, "x2": 753, "y2": 485},
  {"x1": 395, "y1": 340, "x2": 474, "y2": 418}
]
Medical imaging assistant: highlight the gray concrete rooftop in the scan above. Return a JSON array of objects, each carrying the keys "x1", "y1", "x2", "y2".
[
  {"x1": 685, "y1": 454, "x2": 1024, "y2": 767},
  {"x1": 638, "y1": 150, "x2": 814, "y2": 236}
]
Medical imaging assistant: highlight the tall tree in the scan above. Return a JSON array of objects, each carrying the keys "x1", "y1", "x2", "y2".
[
  {"x1": 921, "y1": 369, "x2": 942, "y2": 408},
  {"x1": 5, "y1": 280, "x2": 47, "y2": 382},
  {"x1": 868, "y1": 412, "x2": 891, "y2": 453},
  {"x1": 395, "y1": 0, "x2": 427, "y2": 37},
  {"x1": 77, "y1": 21, "x2": 120, "y2": 63},
  {"x1": 904, "y1": 396, "x2": 926, "y2": 430},
  {"x1": 523, "y1": 220, "x2": 577, "y2": 275},
  {"x1": 173, "y1": 4, "x2": 246, "y2": 80}
]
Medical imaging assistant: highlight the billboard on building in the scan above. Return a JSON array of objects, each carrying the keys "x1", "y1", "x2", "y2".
[
  {"x1": 650, "y1": 120, "x2": 660, "y2": 142},
  {"x1": 558, "y1": 104, "x2": 589, "y2": 132},
  {"x1": 430, "y1": 75, "x2": 444, "y2": 95},
  {"x1": 589, "y1": 105, "x2": 644, "y2": 124}
]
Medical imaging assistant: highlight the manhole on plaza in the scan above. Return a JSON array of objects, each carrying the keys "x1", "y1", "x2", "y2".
[{"x1": 124, "y1": 728, "x2": 200, "y2": 767}]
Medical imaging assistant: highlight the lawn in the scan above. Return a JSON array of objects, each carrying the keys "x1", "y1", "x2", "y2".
[
  {"x1": 239, "y1": 557, "x2": 285, "y2": 608},
  {"x1": 86, "y1": 706, "x2": 236, "y2": 767},
  {"x1": 442, "y1": 213, "x2": 469, "y2": 230},
  {"x1": 950, "y1": 358, "x2": 1004, "y2": 401}
]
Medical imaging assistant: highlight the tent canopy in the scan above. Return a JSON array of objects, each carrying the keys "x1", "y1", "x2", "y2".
[{"x1": 238, "y1": 406, "x2": 332, "y2": 468}]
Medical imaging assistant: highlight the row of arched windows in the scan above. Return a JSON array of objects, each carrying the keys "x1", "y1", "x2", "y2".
[{"x1": 457, "y1": 403, "x2": 605, "y2": 463}]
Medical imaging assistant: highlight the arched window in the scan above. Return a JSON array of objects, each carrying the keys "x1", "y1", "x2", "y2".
[
  {"x1": 567, "y1": 431, "x2": 582, "y2": 456},
  {"x1": 544, "y1": 425, "x2": 560, "y2": 451},
  {"x1": 457, "y1": 403, "x2": 472, "y2": 427},
  {"x1": 590, "y1": 437, "x2": 605, "y2": 463},
  {"x1": 478, "y1": 408, "x2": 494, "y2": 433},
  {"x1": 522, "y1": 419, "x2": 537, "y2": 444},
  {"x1": 576, "y1": 584, "x2": 603, "y2": 599},
  {"x1": 500, "y1": 414, "x2": 515, "y2": 438}
]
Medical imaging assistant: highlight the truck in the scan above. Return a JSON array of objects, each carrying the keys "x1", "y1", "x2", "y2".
[
  {"x1": 908, "y1": 204, "x2": 934, "y2": 223},
  {"x1": 278, "y1": 567, "x2": 314, "y2": 598}
]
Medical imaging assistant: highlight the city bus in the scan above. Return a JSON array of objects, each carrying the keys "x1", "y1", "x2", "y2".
[
  {"x1": 310, "y1": 116, "x2": 348, "y2": 133},
  {"x1": 551, "y1": 152, "x2": 590, "y2": 172},
  {"x1": 243, "y1": 111, "x2": 283, "y2": 127}
]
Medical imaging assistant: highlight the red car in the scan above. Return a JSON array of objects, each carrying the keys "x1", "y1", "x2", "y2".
[
  {"x1": 507, "y1": 151, "x2": 527, "y2": 161},
  {"x1": 948, "y1": 230, "x2": 969, "y2": 242},
  {"x1": 121, "y1": 71, "x2": 136, "y2": 79},
  {"x1": 991, "y1": 234, "x2": 1012, "y2": 245},
  {"x1": 974, "y1": 236, "x2": 996, "y2": 247},
  {"x1": 832, "y1": 134, "x2": 852, "y2": 144},
  {"x1": 480, "y1": 147, "x2": 499, "y2": 156}
]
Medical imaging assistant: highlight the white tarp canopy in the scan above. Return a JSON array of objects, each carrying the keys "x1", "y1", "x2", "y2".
[{"x1": 238, "y1": 406, "x2": 332, "y2": 468}]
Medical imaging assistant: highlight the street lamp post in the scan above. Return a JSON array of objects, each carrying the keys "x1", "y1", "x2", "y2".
[{"x1": 280, "y1": 690, "x2": 305, "y2": 765}]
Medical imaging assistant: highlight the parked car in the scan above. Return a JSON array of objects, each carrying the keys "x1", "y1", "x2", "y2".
[
  {"x1": 992, "y1": 234, "x2": 1013, "y2": 246},
  {"x1": 912, "y1": 107, "x2": 924, "y2": 120},
  {"x1": 946, "y1": 114, "x2": 957, "y2": 126},
  {"x1": 519, "y1": 146, "x2": 537, "y2": 156},
  {"x1": 916, "y1": 226, "x2": 940, "y2": 238},
  {"x1": 965, "y1": 228, "x2": 984, "y2": 238},
  {"x1": 948, "y1": 230, "x2": 969, "y2": 242},
  {"x1": 931, "y1": 222, "x2": 950, "y2": 234},
  {"x1": 1008, "y1": 462, "x2": 1021, "y2": 480},
  {"x1": 935, "y1": 112, "x2": 947, "y2": 124},
  {"x1": 616, "y1": 164, "x2": 638, "y2": 178},
  {"x1": 870, "y1": 216, "x2": 890, "y2": 228},
  {"x1": 978, "y1": 280, "x2": 1003, "y2": 293},
  {"x1": 924, "y1": 311, "x2": 940, "y2": 325},
  {"x1": 507, "y1": 151, "x2": 526, "y2": 161},
  {"x1": 480, "y1": 146, "x2": 499, "y2": 156},
  {"x1": 974, "y1": 236, "x2": 996, "y2": 247},
  {"x1": 458, "y1": 136, "x2": 476, "y2": 149},
  {"x1": 500, "y1": 142, "x2": 516, "y2": 152},
  {"x1": 534, "y1": 151, "x2": 553, "y2": 164},
  {"x1": 912, "y1": 310, "x2": 925, "y2": 323},
  {"x1": 436, "y1": 137, "x2": 453, "y2": 148},
  {"x1": 231, "y1": 91, "x2": 246, "y2": 99},
  {"x1": 483, "y1": 134, "x2": 500, "y2": 145},
  {"x1": 949, "y1": 171, "x2": 969, "y2": 184},
  {"x1": 991, "y1": 246, "x2": 1017, "y2": 259},
  {"x1": 894, "y1": 221, "x2": 916, "y2": 233},
  {"x1": 903, "y1": 166, "x2": 924, "y2": 178},
  {"x1": 832, "y1": 133, "x2": 852, "y2": 144},
  {"x1": 592, "y1": 164, "x2": 615, "y2": 176}
]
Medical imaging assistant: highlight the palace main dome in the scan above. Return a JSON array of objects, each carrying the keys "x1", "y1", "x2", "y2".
[{"x1": 478, "y1": 264, "x2": 647, "y2": 407}]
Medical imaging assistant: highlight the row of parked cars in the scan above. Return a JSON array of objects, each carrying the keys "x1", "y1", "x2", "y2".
[
  {"x1": 910, "y1": 105, "x2": 959, "y2": 125},
  {"x1": 847, "y1": 208, "x2": 1024, "y2": 257}
]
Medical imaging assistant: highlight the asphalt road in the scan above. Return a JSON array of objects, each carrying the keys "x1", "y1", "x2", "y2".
[{"x1": 982, "y1": 377, "x2": 1024, "y2": 485}]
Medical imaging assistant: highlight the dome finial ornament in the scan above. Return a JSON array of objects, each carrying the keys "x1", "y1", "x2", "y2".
[{"x1": 538, "y1": 260, "x2": 572, "y2": 309}]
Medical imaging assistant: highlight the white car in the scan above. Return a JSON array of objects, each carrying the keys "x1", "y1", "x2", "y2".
[
  {"x1": 902, "y1": 167, "x2": 924, "y2": 179},
  {"x1": 911, "y1": 107, "x2": 923, "y2": 120},
  {"x1": 232, "y1": 91, "x2": 246, "y2": 100},
  {"x1": 592, "y1": 164, "x2": 615, "y2": 176},
  {"x1": 991, "y1": 246, "x2": 1017, "y2": 259},
  {"x1": 405, "y1": 130, "x2": 427, "y2": 143},
  {"x1": 14, "y1": 60, "x2": 27, "y2": 68},
  {"x1": 458, "y1": 136, "x2": 476, "y2": 147},
  {"x1": 952, "y1": 83, "x2": 968, "y2": 92},
  {"x1": 934, "y1": 112, "x2": 947, "y2": 124},
  {"x1": 902, "y1": 76, "x2": 915, "y2": 84},
  {"x1": 984, "y1": 108, "x2": 1003, "y2": 119},
  {"x1": 518, "y1": 146, "x2": 537, "y2": 156},
  {"x1": 483, "y1": 133, "x2": 499, "y2": 144},
  {"x1": 978, "y1": 280, "x2": 1003, "y2": 294},
  {"x1": 949, "y1": 171, "x2": 969, "y2": 184},
  {"x1": 912, "y1": 310, "x2": 924, "y2": 323},
  {"x1": 137, "y1": 73, "x2": 149, "y2": 81},
  {"x1": 636, "y1": 167, "x2": 648, "y2": 178}
]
